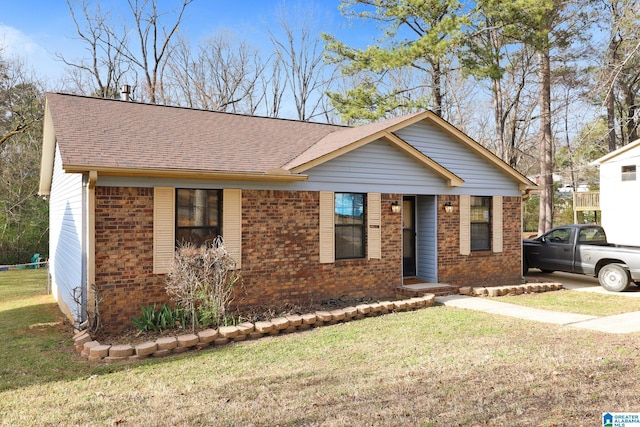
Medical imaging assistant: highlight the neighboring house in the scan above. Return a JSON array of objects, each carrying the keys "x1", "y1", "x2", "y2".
[
  {"x1": 592, "y1": 139, "x2": 640, "y2": 246},
  {"x1": 39, "y1": 93, "x2": 535, "y2": 333}
]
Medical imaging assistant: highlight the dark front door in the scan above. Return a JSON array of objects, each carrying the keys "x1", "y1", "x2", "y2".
[{"x1": 403, "y1": 196, "x2": 416, "y2": 277}]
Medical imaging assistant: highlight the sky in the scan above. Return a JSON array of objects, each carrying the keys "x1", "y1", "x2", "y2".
[{"x1": 0, "y1": 0, "x2": 371, "y2": 86}]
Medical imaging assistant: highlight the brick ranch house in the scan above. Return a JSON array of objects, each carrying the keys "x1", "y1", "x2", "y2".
[{"x1": 39, "y1": 93, "x2": 536, "y2": 333}]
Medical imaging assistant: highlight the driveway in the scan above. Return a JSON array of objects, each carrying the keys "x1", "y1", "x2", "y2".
[{"x1": 525, "y1": 269, "x2": 640, "y2": 297}]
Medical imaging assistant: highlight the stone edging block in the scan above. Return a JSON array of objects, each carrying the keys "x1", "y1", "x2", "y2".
[{"x1": 73, "y1": 283, "x2": 561, "y2": 363}]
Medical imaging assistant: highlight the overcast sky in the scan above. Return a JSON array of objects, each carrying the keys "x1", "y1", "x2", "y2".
[{"x1": 1, "y1": 0, "x2": 370, "y2": 86}]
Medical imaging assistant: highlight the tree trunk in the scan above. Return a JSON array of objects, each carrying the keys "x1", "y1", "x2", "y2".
[
  {"x1": 432, "y1": 61, "x2": 443, "y2": 117},
  {"x1": 538, "y1": 49, "x2": 554, "y2": 235},
  {"x1": 625, "y1": 86, "x2": 638, "y2": 144},
  {"x1": 492, "y1": 76, "x2": 506, "y2": 162},
  {"x1": 606, "y1": 37, "x2": 618, "y2": 152}
]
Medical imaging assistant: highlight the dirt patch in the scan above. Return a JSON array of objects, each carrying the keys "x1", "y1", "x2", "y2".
[{"x1": 93, "y1": 296, "x2": 379, "y2": 346}]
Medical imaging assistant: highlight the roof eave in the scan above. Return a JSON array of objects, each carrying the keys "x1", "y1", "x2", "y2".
[
  {"x1": 62, "y1": 165, "x2": 309, "y2": 182},
  {"x1": 591, "y1": 138, "x2": 640, "y2": 165},
  {"x1": 38, "y1": 100, "x2": 56, "y2": 196}
]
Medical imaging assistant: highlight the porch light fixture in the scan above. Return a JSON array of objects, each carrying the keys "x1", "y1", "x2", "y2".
[
  {"x1": 391, "y1": 201, "x2": 401, "y2": 213},
  {"x1": 443, "y1": 201, "x2": 454, "y2": 213}
]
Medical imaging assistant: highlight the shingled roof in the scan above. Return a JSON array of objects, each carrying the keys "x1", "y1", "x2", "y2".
[
  {"x1": 43, "y1": 92, "x2": 345, "y2": 175},
  {"x1": 40, "y1": 92, "x2": 535, "y2": 195}
]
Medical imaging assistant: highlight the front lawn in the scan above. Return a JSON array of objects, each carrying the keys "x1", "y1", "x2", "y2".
[
  {"x1": 489, "y1": 288, "x2": 640, "y2": 316},
  {"x1": 1, "y1": 270, "x2": 639, "y2": 426}
]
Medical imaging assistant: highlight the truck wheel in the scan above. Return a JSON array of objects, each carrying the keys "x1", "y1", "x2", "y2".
[
  {"x1": 523, "y1": 258, "x2": 529, "y2": 275},
  {"x1": 598, "y1": 264, "x2": 630, "y2": 292}
]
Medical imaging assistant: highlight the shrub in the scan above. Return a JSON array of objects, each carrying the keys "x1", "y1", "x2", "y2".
[{"x1": 165, "y1": 237, "x2": 241, "y2": 333}]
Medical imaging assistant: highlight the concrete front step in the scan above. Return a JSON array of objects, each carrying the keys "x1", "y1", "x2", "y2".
[{"x1": 396, "y1": 283, "x2": 460, "y2": 298}]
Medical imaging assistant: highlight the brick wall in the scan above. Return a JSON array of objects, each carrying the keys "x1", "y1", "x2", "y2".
[
  {"x1": 94, "y1": 187, "x2": 166, "y2": 333},
  {"x1": 236, "y1": 190, "x2": 402, "y2": 310},
  {"x1": 94, "y1": 187, "x2": 402, "y2": 334},
  {"x1": 93, "y1": 188, "x2": 522, "y2": 334},
  {"x1": 437, "y1": 195, "x2": 523, "y2": 286}
]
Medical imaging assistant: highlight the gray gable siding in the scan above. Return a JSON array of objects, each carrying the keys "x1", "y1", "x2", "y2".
[
  {"x1": 299, "y1": 139, "x2": 451, "y2": 193},
  {"x1": 394, "y1": 121, "x2": 521, "y2": 196}
]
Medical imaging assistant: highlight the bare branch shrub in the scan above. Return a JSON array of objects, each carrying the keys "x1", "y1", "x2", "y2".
[{"x1": 165, "y1": 237, "x2": 240, "y2": 333}]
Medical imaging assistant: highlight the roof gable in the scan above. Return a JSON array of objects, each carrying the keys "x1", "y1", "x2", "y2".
[
  {"x1": 592, "y1": 138, "x2": 640, "y2": 165},
  {"x1": 40, "y1": 93, "x2": 534, "y2": 195},
  {"x1": 286, "y1": 110, "x2": 534, "y2": 191}
]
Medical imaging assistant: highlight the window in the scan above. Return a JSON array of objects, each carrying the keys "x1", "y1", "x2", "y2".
[
  {"x1": 622, "y1": 165, "x2": 636, "y2": 181},
  {"x1": 176, "y1": 189, "x2": 221, "y2": 246},
  {"x1": 335, "y1": 193, "x2": 365, "y2": 259},
  {"x1": 470, "y1": 196, "x2": 491, "y2": 251},
  {"x1": 544, "y1": 227, "x2": 572, "y2": 244},
  {"x1": 578, "y1": 227, "x2": 606, "y2": 244}
]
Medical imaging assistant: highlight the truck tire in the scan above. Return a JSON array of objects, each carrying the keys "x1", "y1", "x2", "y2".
[
  {"x1": 598, "y1": 264, "x2": 630, "y2": 292},
  {"x1": 523, "y1": 258, "x2": 529, "y2": 275}
]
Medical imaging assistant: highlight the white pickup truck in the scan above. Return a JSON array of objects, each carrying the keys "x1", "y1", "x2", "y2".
[{"x1": 523, "y1": 224, "x2": 640, "y2": 292}]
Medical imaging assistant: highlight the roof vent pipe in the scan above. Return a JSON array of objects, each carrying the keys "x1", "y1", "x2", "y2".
[{"x1": 120, "y1": 85, "x2": 131, "y2": 101}]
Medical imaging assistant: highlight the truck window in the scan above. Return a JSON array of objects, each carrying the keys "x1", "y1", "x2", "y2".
[
  {"x1": 578, "y1": 228, "x2": 606, "y2": 244},
  {"x1": 545, "y1": 228, "x2": 571, "y2": 243}
]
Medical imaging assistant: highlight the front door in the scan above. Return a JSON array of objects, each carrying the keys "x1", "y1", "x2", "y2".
[{"x1": 402, "y1": 196, "x2": 416, "y2": 277}]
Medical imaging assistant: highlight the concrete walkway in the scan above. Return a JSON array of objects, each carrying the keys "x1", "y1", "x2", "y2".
[{"x1": 436, "y1": 294, "x2": 640, "y2": 334}]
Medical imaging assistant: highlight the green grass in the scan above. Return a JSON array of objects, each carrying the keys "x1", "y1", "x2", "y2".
[
  {"x1": 0, "y1": 269, "x2": 125, "y2": 392},
  {"x1": 1, "y1": 270, "x2": 640, "y2": 426},
  {"x1": 488, "y1": 288, "x2": 640, "y2": 316}
]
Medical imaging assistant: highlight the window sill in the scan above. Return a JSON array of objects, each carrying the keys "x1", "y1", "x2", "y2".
[{"x1": 469, "y1": 250, "x2": 492, "y2": 257}]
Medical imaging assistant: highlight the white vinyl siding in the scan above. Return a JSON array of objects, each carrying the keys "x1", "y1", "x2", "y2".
[
  {"x1": 459, "y1": 195, "x2": 471, "y2": 255},
  {"x1": 319, "y1": 191, "x2": 335, "y2": 263},
  {"x1": 367, "y1": 192, "x2": 381, "y2": 259},
  {"x1": 492, "y1": 196, "x2": 503, "y2": 253},
  {"x1": 223, "y1": 189, "x2": 242, "y2": 269},
  {"x1": 599, "y1": 147, "x2": 640, "y2": 246},
  {"x1": 153, "y1": 187, "x2": 175, "y2": 274},
  {"x1": 48, "y1": 145, "x2": 84, "y2": 322}
]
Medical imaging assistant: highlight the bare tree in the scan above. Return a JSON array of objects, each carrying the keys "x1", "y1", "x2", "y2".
[
  {"x1": 0, "y1": 54, "x2": 48, "y2": 264},
  {"x1": 118, "y1": 0, "x2": 193, "y2": 104},
  {"x1": 267, "y1": 2, "x2": 337, "y2": 121},
  {"x1": 62, "y1": 0, "x2": 193, "y2": 103},
  {"x1": 168, "y1": 32, "x2": 267, "y2": 113},
  {"x1": 59, "y1": 0, "x2": 130, "y2": 98},
  {"x1": 258, "y1": 53, "x2": 287, "y2": 118},
  {"x1": 0, "y1": 56, "x2": 43, "y2": 146}
]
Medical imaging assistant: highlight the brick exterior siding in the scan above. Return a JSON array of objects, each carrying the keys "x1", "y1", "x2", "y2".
[
  {"x1": 93, "y1": 188, "x2": 522, "y2": 334},
  {"x1": 437, "y1": 195, "x2": 523, "y2": 286},
  {"x1": 237, "y1": 190, "x2": 402, "y2": 310},
  {"x1": 94, "y1": 187, "x2": 402, "y2": 334},
  {"x1": 94, "y1": 187, "x2": 166, "y2": 333}
]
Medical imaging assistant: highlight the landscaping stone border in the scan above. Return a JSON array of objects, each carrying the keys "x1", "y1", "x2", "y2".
[
  {"x1": 74, "y1": 294, "x2": 437, "y2": 363},
  {"x1": 72, "y1": 283, "x2": 563, "y2": 363},
  {"x1": 458, "y1": 282, "x2": 564, "y2": 297}
]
